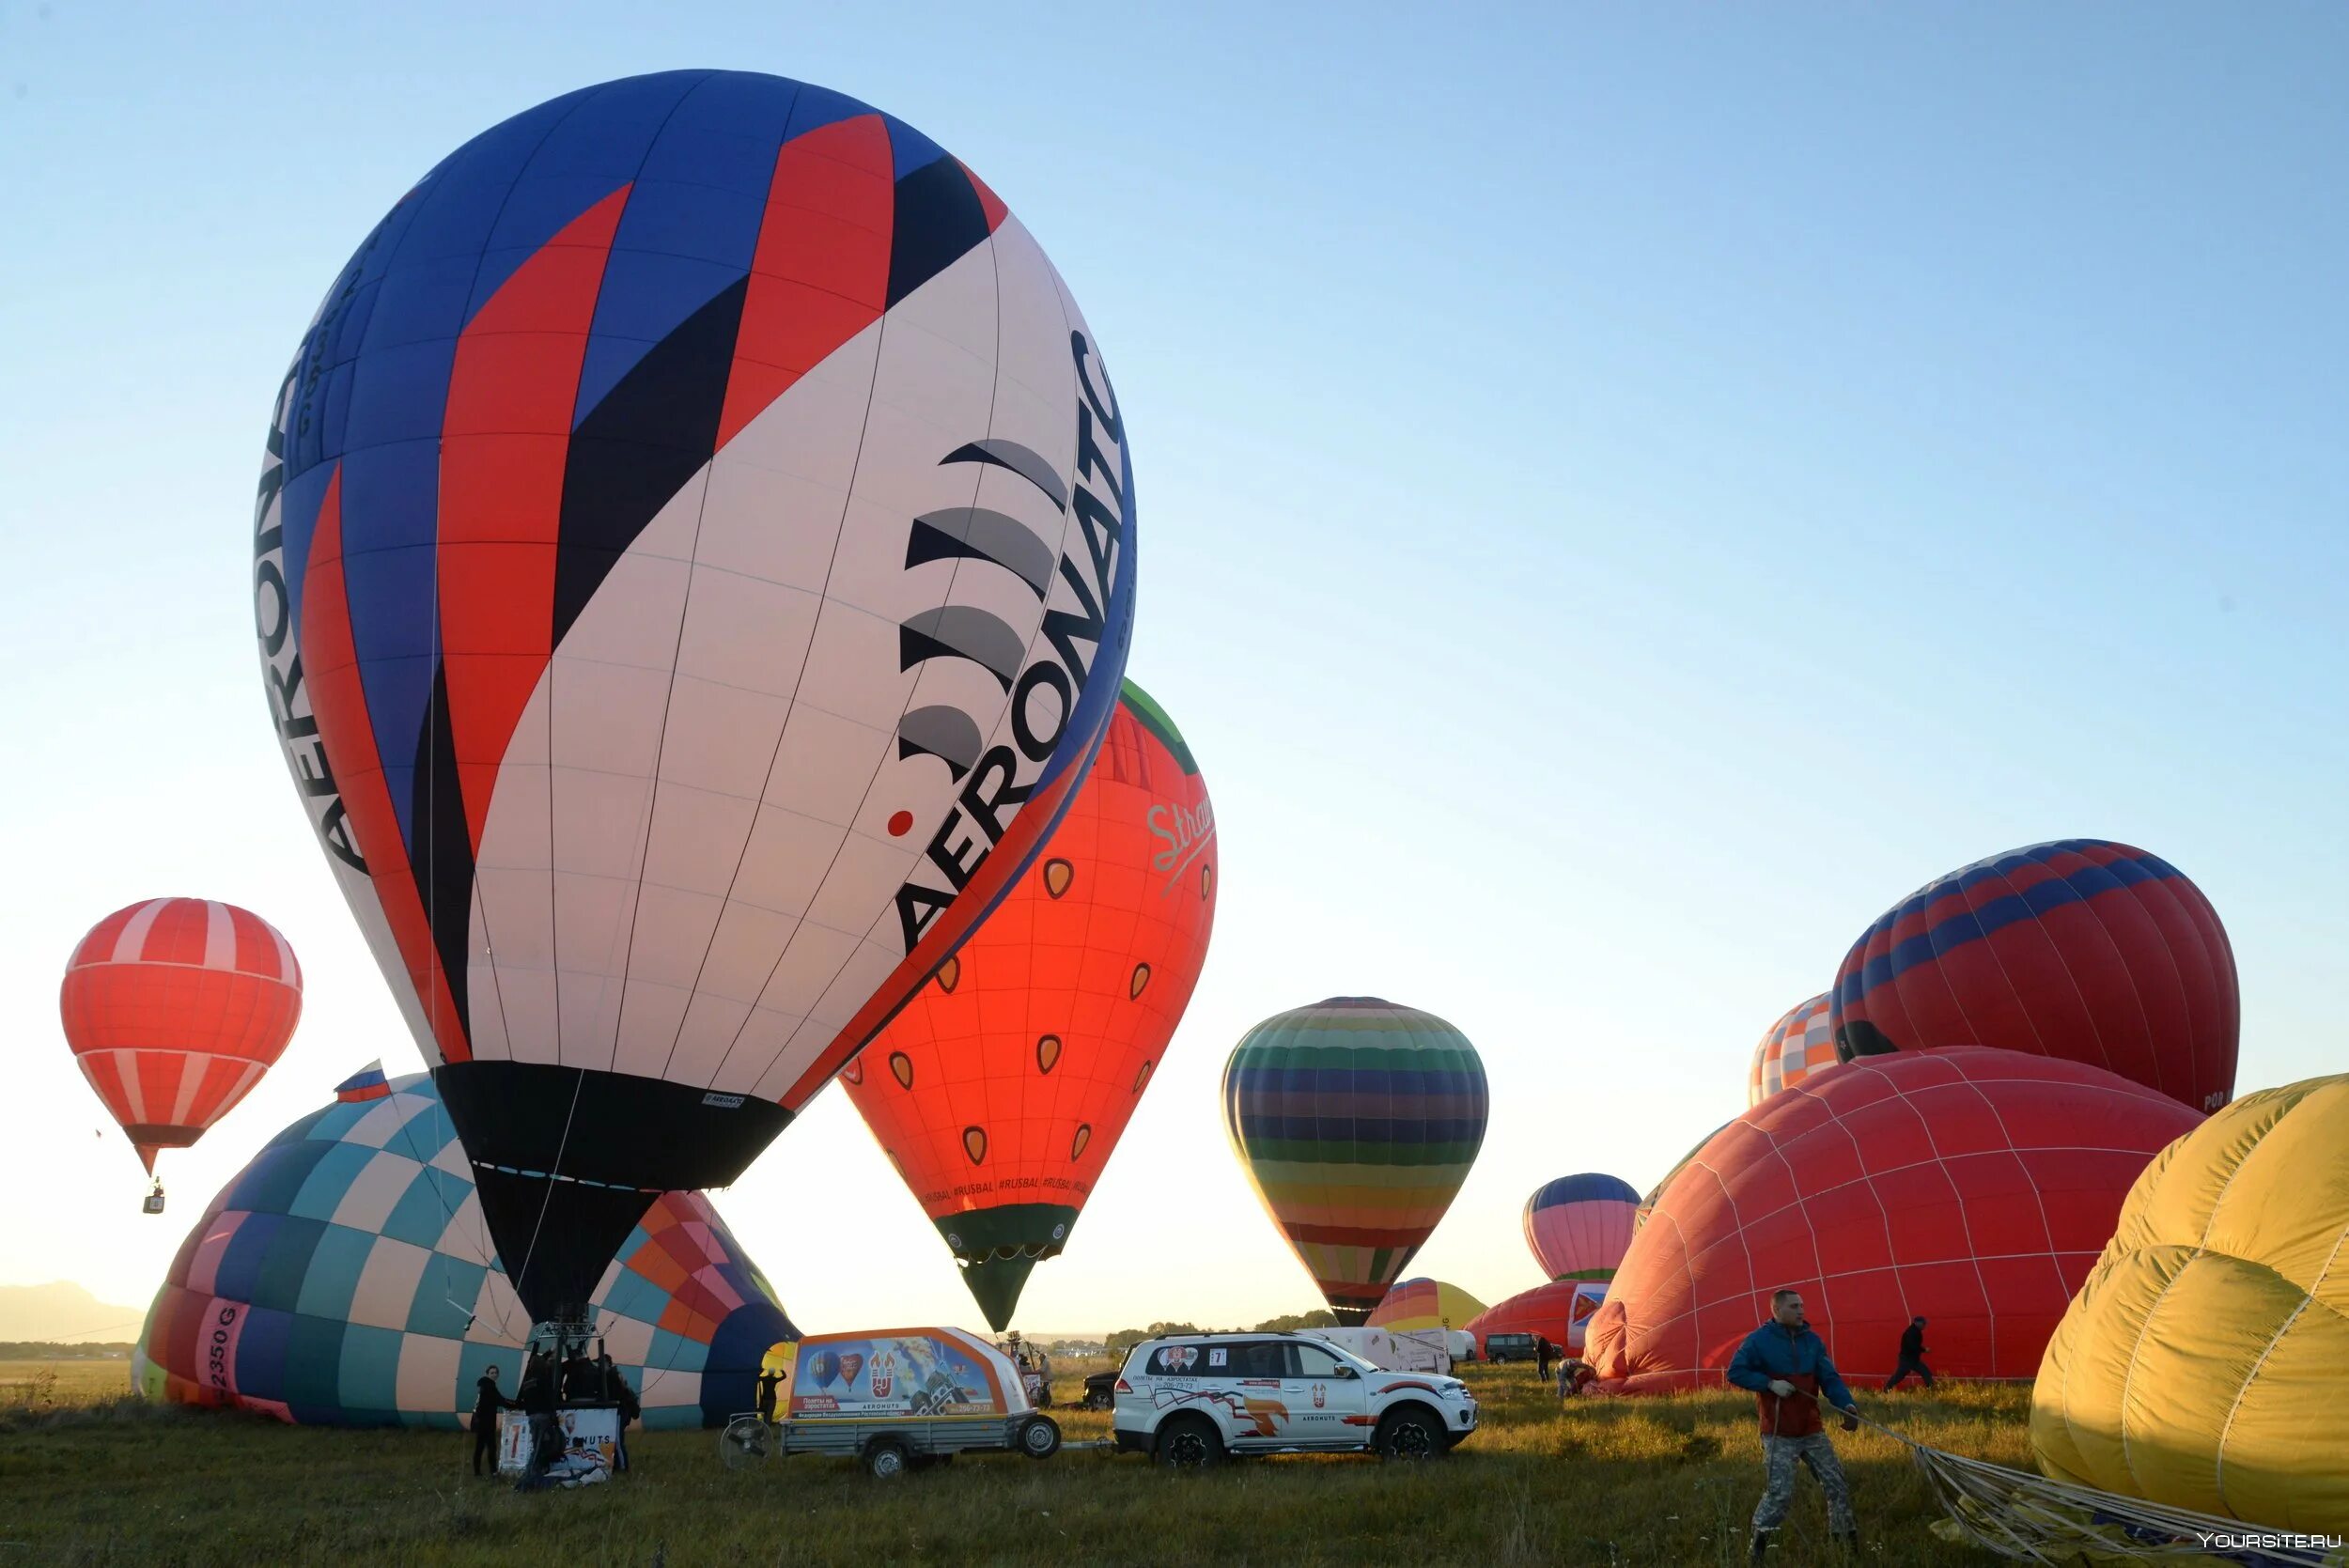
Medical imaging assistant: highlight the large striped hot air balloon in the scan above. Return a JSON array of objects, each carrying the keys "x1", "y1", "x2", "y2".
[
  {"x1": 133, "y1": 1070, "x2": 794, "y2": 1428},
  {"x1": 1749, "y1": 994, "x2": 1833, "y2": 1107},
  {"x1": 1522, "y1": 1173, "x2": 1640, "y2": 1282},
  {"x1": 252, "y1": 71, "x2": 1136, "y2": 1325},
  {"x1": 844, "y1": 680, "x2": 1216, "y2": 1330},
  {"x1": 1831, "y1": 840, "x2": 2237, "y2": 1112},
  {"x1": 60, "y1": 898, "x2": 303, "y2": 1185},
  {"x1": 1221, "y1": 999, "x2": 1487, "y2": 1323}
]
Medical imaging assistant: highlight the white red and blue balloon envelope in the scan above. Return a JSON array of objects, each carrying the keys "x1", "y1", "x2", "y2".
[
  {"x1": 252, "y1": 70, "x2": 1137, "y2": 1323},
  {"x1": 1522, "y1": 1172, "x2": 1640, "y2": 1282},
  {"x1": 1830, "y1": 840, "x2": 2236, "y2": 1113}
]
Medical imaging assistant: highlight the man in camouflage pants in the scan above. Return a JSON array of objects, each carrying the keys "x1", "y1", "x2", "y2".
[{"x1": 1726, "y1": 1289, "x2": 1859, "y2": 1560}]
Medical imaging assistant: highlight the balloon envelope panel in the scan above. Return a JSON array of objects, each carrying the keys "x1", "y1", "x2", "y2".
[
  {"x1": 251, "y1": 69, "x2": 1137, "y2": 1322},
  {"x1": 1829, "y1": 840, "x2": 2237, "y2": 1113},
  {"x1": 2031, "y1": 1076, "x2": 2349, "y2": 1534},
  {"x1": 1366, "y1": 1277, "x2": 1488, "y2": 1333},
  {"x1": 1586, "y1": 1048, "x2": 2201, "y2": 1390},
  {"x1": 844, "y1": 681, "x2": 1216, "y2": 1330},
  {"x1": 1221, "y1": 998, "x2": 1487, "y2": 1321},
  {"x1": 1749, "y1": 995, "x2": 1833, "y2": 1107},
  {"x1": 61, "y1": 899, "x2": 303, "y2": 1174},
  {"x1": 132, "y1": 1073, "x2": 795, "y2": 1428},
  {"x1": 1522, "y1": 1172, "x2": 1640, "y2": 1281}
]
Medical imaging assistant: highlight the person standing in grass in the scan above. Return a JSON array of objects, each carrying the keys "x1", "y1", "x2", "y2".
[
  {"x1": 1535, "y1": 1336, "x2": 1554, "y2": 1385},
  {"x1": 1884, "y1": 1317, "x2": 1934, "y2": 1390},
  {"x1": 470, "y1": 1363, "x2": 513, "y2": 1477},
  {"x1": 1726, "y1": 1289, "x2": 1859, "y2": 1561}
]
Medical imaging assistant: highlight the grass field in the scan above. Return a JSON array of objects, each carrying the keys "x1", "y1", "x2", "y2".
[{"x1": 1, "y1": 1356, "x2": 2024, "y2": 1566}]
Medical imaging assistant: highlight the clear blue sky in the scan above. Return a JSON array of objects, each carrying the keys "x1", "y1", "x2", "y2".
[{"x1": 3, "y1": 2, "x2": 2343, "y2": 1338}]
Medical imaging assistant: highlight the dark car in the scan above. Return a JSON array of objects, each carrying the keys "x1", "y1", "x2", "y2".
[
  {"x1": 1483, "y1": 1332, "x2": 1539, "y2": 1363},
  {"x1": 1082, "y1": 1371, "x2": 1118, "y2": 1411}
]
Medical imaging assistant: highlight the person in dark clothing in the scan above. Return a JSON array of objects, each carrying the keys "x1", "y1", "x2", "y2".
[
  {"x1": 560, "y1": 1348, "x2": 599, "y2": 1403},
  {"x1": 1885, "y1": 1316, "x2": 1934, "y2": 1390},
  {"x1": 603, "y1": 1354, "x2": 640, "y2": 1474},
  {"x1": 514, "y1": 1351, "x2": 562, "y2": 1484},
  {"x1": 1535, "y1": 1337, "x2": 1554, "y2": 1384},
  {"x1": 470, "y1": 1364, "x2": 513, "y2": 1476},
  {"x1": 756, "y1": 1366, "x2": 784, "y2": 1425},
  {"x1": 1726, "y1": 1289, "x2": 1859, "y2": 1561}
]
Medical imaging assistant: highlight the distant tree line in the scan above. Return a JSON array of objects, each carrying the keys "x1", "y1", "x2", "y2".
[{"x1": 0, "y1": 1342, "x2": 133, "y2": 1359}]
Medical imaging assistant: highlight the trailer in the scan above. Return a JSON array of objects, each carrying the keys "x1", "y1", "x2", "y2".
[{"x1": 724, "y1": 1327, "x2": 1062, "y2": 1479}]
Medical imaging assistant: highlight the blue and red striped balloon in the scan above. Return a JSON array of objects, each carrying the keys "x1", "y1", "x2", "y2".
[
  {"x1": 1522, "y1": 1172, "x2": 1639, "y2": 1282},
  {"x1": 1830, "y1": 839, "x2": 2237, "y2": 1112}
]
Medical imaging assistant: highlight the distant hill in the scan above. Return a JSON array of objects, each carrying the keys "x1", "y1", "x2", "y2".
[{"x1": 0, "y1": 1282, "x2": 146, "y2": 1343}]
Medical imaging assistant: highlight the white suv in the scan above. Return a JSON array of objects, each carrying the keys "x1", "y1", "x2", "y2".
[{"x1": 1112, "y1": 1332, "x2": 1477, "y2": 1466}]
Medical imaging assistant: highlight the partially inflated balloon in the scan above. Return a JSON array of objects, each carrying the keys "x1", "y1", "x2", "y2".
[
  {"x1": 1748, "y1": 994, "x2": 1833, "y2": 1107},
  {"x1": 844, "y1": 680, "x2": 1215, "y2": 1329},
  {"x1": 1221, "y1": 999, "x2": 1487, "y2": 1323},
  {"x1": 1466, "y1": 1281, "x2": 1610, "y2": 1355},
  {"x1": 1522, "y1": 1173, "x2": 1639, "y2": 1281},
  {"x1": 61, "y1": 899, "x2": 302, "y2": 1178},
  {"x1": 2032, "y1": 1076, "x2": 2349, "y2": 1535},
  {"x1": 252, "y1": 71, "x2": 1136, "y2": 1323},
  {"x1": 132, "y1": 1072, "x2": 795, "y2": 1428},
  {"x1": 1586, "y1": 1048, "x2": 2200, "y2": 1391},
  {"x1": 1830, "y1": 840, "x2": 2236, "y2": 1112}
]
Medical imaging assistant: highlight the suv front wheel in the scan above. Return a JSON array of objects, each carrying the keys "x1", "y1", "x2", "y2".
[
  {"x1": 1154, "y1": 1414, "x2": 1224, "y2": 1469},
  {"x1": 1376, "y1": 1406, "x2": 1445, "y2": 1461}
]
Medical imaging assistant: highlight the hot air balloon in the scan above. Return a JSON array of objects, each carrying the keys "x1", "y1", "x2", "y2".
[
  {"x1": 2032, "y1": 1075, "x2": 2349, "y2": 1535},
  {"x1": 132, "y1": 1071, "x2": 795, "y2": 1427},
  {"x1": 1749, "y1": 994, "x2": 1833, "y2": 1107},
  {"x1": 1221, "y1": 998, "x2": 1487, "y2": 1323},
  {"x1": 1466, "y1": 1280, "x2": 1610, "y2": 1356},
  {"x1": 1366, "y1": 1278, "x2": 1487, "y2": 1333},
  {"x1": 1584, "y1": 1048, "x2": 2201, "y2": 1391},
  {"x1": 252, "y1": 70, "x2": 1137, "y2": 1326},
  {"x1": 844, "y1": 680, "x2": 1215, "y2": 1329},
  {"x1": 1523, "y1": 1173, "x2": 1640, "y2": 1282},
  {"x1": 1637, "y1": 1124, "x2": 1731, "y2": 1232},
  {"x1": 61, "y1": 899, "x2": 302, "y2": 1193},
  {"x1": 1830, "y1": 840, "x2": 2237, "y2": 1113}
]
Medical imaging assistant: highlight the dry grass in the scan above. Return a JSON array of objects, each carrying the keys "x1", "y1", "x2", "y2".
[{"x1": 0, "y1": 1356, "x2": 2022, "y2": 1565}]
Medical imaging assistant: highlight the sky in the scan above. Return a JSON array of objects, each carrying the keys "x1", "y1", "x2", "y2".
[{"x1": 2, "y1": 1, "x2": 2344, "y2": 1345}]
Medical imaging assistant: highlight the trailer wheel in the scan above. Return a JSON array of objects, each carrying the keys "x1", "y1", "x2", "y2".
[
  {"x1": 864, "y1": 1437, "x2": 911, "y2": 1480},
  {"x1": 1019, "y1": 1414, "x2": 1063, "y2": 1459}
]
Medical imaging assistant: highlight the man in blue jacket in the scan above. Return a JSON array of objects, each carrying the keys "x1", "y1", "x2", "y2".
[{"x1": 1725, "y1": 1289, "x2": 1859, "y2": 1560}]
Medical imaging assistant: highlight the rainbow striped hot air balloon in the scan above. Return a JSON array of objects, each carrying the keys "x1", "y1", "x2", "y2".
[
  {"x1": 1522, "y1": 1173, "x2": 1640, "y2": 1282},
  {"x1": 1221, "y1": 998, "x2": 1487, "y2": 1323}
]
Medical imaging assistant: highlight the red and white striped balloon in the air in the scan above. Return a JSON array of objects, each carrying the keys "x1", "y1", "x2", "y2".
[{"x1": 60, "y1": 899, "x2": 303, "y2": 1177}]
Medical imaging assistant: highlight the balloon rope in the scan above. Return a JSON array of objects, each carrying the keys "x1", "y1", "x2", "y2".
[
  {"x1": 1770, "y1": 1384, "x2": 2328, "y2": 1564},
  {"x1": 508, "y1": 1066, "x2": 588, "y2": 1319}
]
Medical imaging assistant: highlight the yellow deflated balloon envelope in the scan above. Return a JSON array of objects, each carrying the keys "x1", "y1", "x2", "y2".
[{"x1": 2031, "y1": 1074, "x2": 2349, "y2": 1535}]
